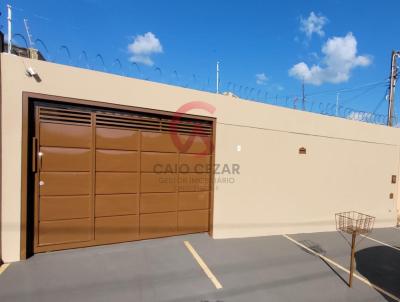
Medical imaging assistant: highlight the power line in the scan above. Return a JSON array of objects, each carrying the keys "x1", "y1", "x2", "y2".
[
  {"x1": 373, "y1": 90, "x2": 389, "y2": 114},
  {"x1": 305, "y1": 80, "x2": 389, "y2": 97},
  {"x1": 9, "y1": 5, "x2": 52, "y2": 21},
  {"x1": 340, "y1": 83, "x2": 387, "y2": 105}
]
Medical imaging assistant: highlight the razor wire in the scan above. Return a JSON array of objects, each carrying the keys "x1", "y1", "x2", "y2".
[{"x1": 7, "y1": 33, "x2": 394, "y2": 127}]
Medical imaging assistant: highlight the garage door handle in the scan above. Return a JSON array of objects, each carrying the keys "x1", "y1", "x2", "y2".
[{"x1": 32, "y1": 137, "x2": 38, "y2": 172}]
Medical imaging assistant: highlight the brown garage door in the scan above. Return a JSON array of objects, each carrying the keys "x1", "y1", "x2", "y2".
[{"x1": 33, "y1": 104, "x2": 213, "y2": 253}]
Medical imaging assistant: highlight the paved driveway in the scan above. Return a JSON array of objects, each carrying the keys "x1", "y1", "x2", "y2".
[{"x1": 0, "y1": 228, "x2": 399, "y2": 302}]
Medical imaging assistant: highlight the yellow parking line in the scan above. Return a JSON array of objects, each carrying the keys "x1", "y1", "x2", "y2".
[
  {"x1": 361, "y1": 234, "x2": 400, "y2": 252},
  {"x1": 283, "y1": 234, "x2": 400, "y2": 302},
  {"x1": 184, "y1": 241, "x2": 223, "y2": 289},
  {"x1": 0, "y1": 263, "x2": 10, "y2": 275}
]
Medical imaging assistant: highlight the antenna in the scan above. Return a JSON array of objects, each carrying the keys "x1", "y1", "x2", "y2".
[
  {"x1": 24, "y1": 18, "x2": 34, "y2": 47},
  {"x1": 7, "y1": 4, "x2": 12, "y2": 54}
]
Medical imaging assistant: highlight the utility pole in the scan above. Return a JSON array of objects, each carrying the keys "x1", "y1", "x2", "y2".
[
  {"x1": 216, "y1": 61, "x2": 220, "y2": 94},
  {"x1": 7, "y1": 4, "x2": 12, "y2": 54},
  {"x1": 388, "y1": 50, "x2": 400, "y2": 126}
]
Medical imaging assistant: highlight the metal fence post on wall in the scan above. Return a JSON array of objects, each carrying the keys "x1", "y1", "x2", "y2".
[
  {"x1": 216, "y1": 61, "x2": 220, "y2": 94},
  {"x1": 7, "y1": 4, "x2": 12, "y2": 54}
]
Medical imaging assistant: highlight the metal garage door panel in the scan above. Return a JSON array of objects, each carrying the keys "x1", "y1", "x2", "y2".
[
  {"x1": 96, "y1": 127, "x2": 139, "y2": 150},
  {"x1": 178, "y1": 192, "x2": 209, "y2": 211},
  {"x1": 141, "y1": 152, "x2": 178, "y2": 172},
  {"x1": 179, "y1": 154, "x2": 210, "y2": 172},
  {"x1": 179, "y1": 173, "x2": 210, "y2": 192},
  {"x1": 96, "y1": 150, "x2": 138, "y2": 172},
  {"x1": 140, "y1": 212, "x2": 177, "y2": 239},
  {"x1": 95, "y1": 194, "x2": 138, "y2": 217},
  {"x1": 141, "y1": 132, "x2": 178, "y2": 152},
  {"x1": 178, "y1": 210, "x2": 209, "y2": 233},
  {"x1": 33, "y1": 104, "x2": 213, "y2": 253},
  {"x1": 179, "y1": 134, "x2": 211, "y2": 154},
  {"x1": 38, "y1": 218, "x2": 91, "y2": 245},
  {"x1": 40, "y1": 147, "x2": 91, "y2": 172},
  {"x1": 96, "y1": 172, "x2": 138, "y2": 194},
  {"x1": 40, "y1": 196, "x2": 91, "y2": 221},
  {"x1": 39, "y1": 172, "x2": 91, "y2": 196},
  {"x1": 141, "y1": 173, "x2": 177, "y2": 193},
  {"x1": 40, "y1": 122, "x2": 92, "y2": 148},
  {"x1": 95, "y1": 215, "x2": 139, "y2": 244},
  {"x1": 140, "y1": 193, "x2": 177, "y2": 213}
]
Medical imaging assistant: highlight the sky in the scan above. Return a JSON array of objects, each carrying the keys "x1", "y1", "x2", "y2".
[{"x1": 2, "y1": 0, "x2": 400, "y2": 117}]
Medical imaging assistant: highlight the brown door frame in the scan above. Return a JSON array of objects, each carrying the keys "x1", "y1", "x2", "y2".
[
  {"x1": 21, "y1": 92, "x2": 216, "y2": 259},
  {"x1": 0, "y1": 53, "x2": 3, "y2": 265}
]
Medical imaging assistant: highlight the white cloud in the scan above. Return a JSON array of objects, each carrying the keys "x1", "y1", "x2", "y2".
[
  {"x1": 289, "y1": 32, "x2": 371, "y2": 85},
  {"x1": 255, "y1": 73, "x2": 268, "y2": 85},
  {"x1": 300, "y1": 12, "x2": 328, "y2": 39},
  {"x1": 128, "y1": 32, "x2": 163, "y2": 66},
  {"x1": 129, "y1": 55, "x2": 154, "y2": 66}
]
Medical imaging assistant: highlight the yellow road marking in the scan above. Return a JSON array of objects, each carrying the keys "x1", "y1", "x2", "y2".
[
  {"x1": 184, "y1": 241, "x2": 223, "y2": 289},
  {"x1": 283, "y1": 234, "x2": 400, "y2": 302},
  {"x1": 0, "y1": 263, "x2": 10, "y2": 275},
  {"x1": 361, "y1": 234, "x2": 400, "y2": 252}
]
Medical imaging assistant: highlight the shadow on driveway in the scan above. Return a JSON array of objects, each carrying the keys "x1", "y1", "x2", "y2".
[
  {"x1": 355, "y1": 246, "x2": 400, "y2": 302},
  {"x1": 299, "y1": 239, "x2": 349, "y2": 286}
]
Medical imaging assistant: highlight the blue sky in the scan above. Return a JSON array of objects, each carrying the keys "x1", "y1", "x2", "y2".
[{"x1": 3, "y1": 0, "x2": 400, "y2": 116}]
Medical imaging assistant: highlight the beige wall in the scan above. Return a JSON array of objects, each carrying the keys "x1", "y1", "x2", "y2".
[
  {"x1": 214, "y1": 124, "x2": 399, "y2": 237},
  {"x1": 1, "y1": 53, "x2": 399, "y2": 262}
]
